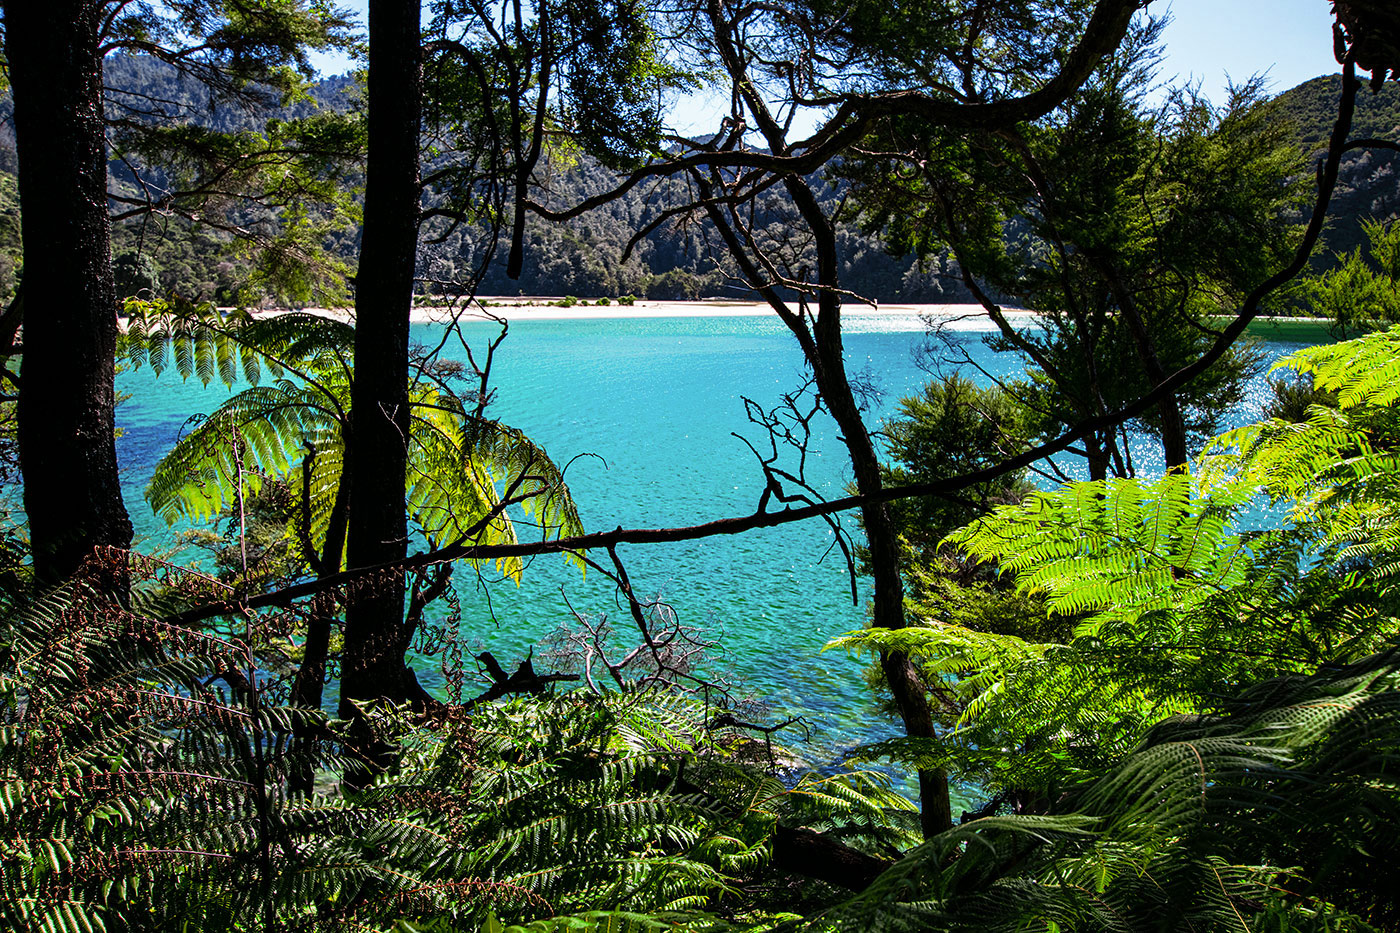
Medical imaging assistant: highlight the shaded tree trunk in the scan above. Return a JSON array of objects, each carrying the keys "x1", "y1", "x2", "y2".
[
  {"x1": 289, "y1": 470, "x2": 350, "y2": 794},
  {"x1": 1110, "y1": 281, "x2": 1190, "y2": 471},
  {"x1": 787, "y1": 183, "x2": 953, "y2": 839},
  {"x1": 340, "y1": 0, "x2": 426, "y2": 753},
  {"x1": 7, "y1": 0, "x2": 133, "y2": 586},
  {"x1": 691, "y1": 0, "x2": 954, "y2": 831},
  {"x1": 685, "y1": 107, "x2": 953, "y2": 841}
]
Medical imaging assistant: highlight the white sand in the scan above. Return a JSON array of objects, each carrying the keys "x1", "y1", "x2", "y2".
[{"x1": 280, "y1": 298, "x2": 1033, "y2": 326}]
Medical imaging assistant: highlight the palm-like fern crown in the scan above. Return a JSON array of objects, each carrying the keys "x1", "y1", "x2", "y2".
[
  {"x1": 1207, "y1": 325, "x2": 1400, "y2": 574},
  {"x1": 0, "y1": 571, "x2": 693, "y2": 930},
  {"x1": 0, "y1": 569, "x2": 406, "y2": 931},
  {"x1": 2, "y1": 552, "x2": 918, "y2": 932},
  {"x1": 121, "y1": 299, "x2": 584, "y2": 579}
]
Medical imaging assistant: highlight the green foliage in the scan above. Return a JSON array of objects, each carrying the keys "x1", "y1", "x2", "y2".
[
  {"x1": 818, "y1": 332, "x2": 1400, "y2": 930},
  {"x1": 102, "y1": 0, "x2": 357, "y2": 96},
  {"x1": 856, "y1": 373, "x2": 1057, "y2": 738},
  {"x1": 1277, "y1": 74, "x2": 1400, "y2": 150},
  {"x1": 843, "y1": 41, "x2": 1303, "y2": 473},
  {"x1": 1295, "y1": 218, "x2": 1400, "y2": 329},
  {"x1": 818, "y1": 646, "x2": 1400, "y2": 931},
  {"x1": 119, "y1": 300, "x2": 584, "y2": 581},
  {"x1": 0, "y1": 560, "x2": 845, "y2": 931},
  {"x1": 386, "y1": 693, "x2": 731, "y2": 920},
  {"x1": 902, "y1": 554, "x2": 1068, "y2": 662},
  {"x1": 1207, "y1": 325, "x2": 1400, "y2": 574},
  {"x1": 875, "y1": 374, "x2": 1036, "y2": 567},
  {"x1": 1273, "y1": 73, "x2": 1400, "y2": 266},
  {"x1": 0, "y1": 172, "x2": 21, "y2": 305},
  {"x1": 112, "y1": 250, "x2": 161, "y2": 300},
  {"x1": 837, "y1": 329, "x2": 1400, "y2": 796},
  {"x1": 108, "y1": 101, "x2": 364, "y2": 307},
  {"x1": 0, "y1": 571, "x2": 408, "y2": 932},
  {"x1": 480, "y1": 910, "x2": 722, "y2": 932},
  {"x1": 178, "y1": 476, "x2": 307, "y2": 589},
  {"x1": 551, "y1": 0, "x2": 692, "y2": 170},
  {"x1": 90, "y1": 3, "x2": 364, "y2": 308}
]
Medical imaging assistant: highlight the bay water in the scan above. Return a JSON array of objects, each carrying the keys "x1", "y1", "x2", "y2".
[{"x1": 114, "y1": 311, "x2": 1326, "y2": 786}]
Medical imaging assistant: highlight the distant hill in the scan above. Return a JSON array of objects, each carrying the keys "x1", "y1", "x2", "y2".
[
  {"x1": 0, "y1": 56, "x2": 971, "y2": 306},
  {"x1": 1275, "y1": 74, "x2": 1400, "y2": 262},
  {"x1": 12, "y1": 64, "x2": 1399, "y2": 309}
]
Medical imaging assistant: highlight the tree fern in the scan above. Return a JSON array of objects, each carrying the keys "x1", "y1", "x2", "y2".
[
  {"x1": 1, "y1": 561, "x2": 825, "y2": 931},
  {"x1": 1205, "y1": 326, "x2": 1400, "y2": 574},
  {"x1": 0, "y1": 569, "x2": 418, "y2": 932},
  {"x1": 835, "y1": 330, "x2": 1400, "y2": 797},
  {"x1": 121, "y1": 299, "x2": 584, "y2": 580}
]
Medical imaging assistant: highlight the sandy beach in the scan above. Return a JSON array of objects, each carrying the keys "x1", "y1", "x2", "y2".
[
  {"x1": 280, "y1": 298, "x2": 1036, "y2": 327},
  {"x1": 140, "y1": 299, "x2": 1329, "y2": 338}
]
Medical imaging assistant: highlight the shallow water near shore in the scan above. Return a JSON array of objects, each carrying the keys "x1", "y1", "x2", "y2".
[{"x1": 114, "y1": 310, "x2": 1324, "y2": 802}]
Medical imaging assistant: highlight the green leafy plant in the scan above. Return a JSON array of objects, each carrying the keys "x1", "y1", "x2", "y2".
[
  {"x1": 121, "y1": 299, "x2": 583, "y2": 581},
  {"x1": 836, "y1": 328, "x2": 1400, "y2": 797},
  {"x1": 0, "y1": 563, "x2": 435, "y2": 932},
  {"x1": 818, "y1": 645, "x2": 1400, "y2": 932},
  {"x1": 1294, "y1": 218, "x2": 1400, "y2": 330},
  {"x1": 0, "y1": 559, "x2": 770, "y2": 931}
]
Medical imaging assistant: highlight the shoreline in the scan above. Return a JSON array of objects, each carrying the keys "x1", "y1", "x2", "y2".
[
  {"x1": 270, "y1": 299, "x2": 1036, "y2": 325},
  {"x1": 134, "y1": 299, "x2": 1336, "y2": 338}
]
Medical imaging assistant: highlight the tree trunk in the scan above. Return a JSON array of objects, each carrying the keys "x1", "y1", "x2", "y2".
[
  {"x1": 1106, "y1": 273, "x2": 1190, "y2": 471},
  {"x1": 340, "y1": 0, "x2": 424, "y2": 748},
  {"x1": 737, "y1": 179, "x2": 953, "y2": 837},
  {"x1": 7, "y1": 0, "x2": 133, "y2": 586},
  {"x1": 690, "y1": 169, "x2": 954, "y2": 838},
  {"x1": 691, "y1": 1, "x2": 954, "y2": 833},
  {"x1": 816, "y1": 324, "x2": 954, "y2": 839},
  {"x1": 774, "y1": 173, "x2": 952, "y2": 838}
]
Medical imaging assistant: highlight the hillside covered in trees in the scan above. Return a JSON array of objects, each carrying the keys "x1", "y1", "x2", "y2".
[
  {"x1": 7, "y1": 57, "x2": 1400, "y2": 308},
  {"x1": 0, "y1": 56, "x2": 972, "y2": 305},
  {"x1": 1276, "y1": 72, "x2": 1400, "y2": 261}
]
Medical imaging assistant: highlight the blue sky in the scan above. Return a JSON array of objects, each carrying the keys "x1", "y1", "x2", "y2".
[
  {"x1": 309, "y1": 0, "x2": 1342, "y2": 120},
  {"x1": 1156, "y1": 0, "x2": 1338, "y2": 99}
]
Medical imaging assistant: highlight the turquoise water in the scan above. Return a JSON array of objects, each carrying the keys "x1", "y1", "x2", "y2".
[{"x1": 114, "y1": 312, "x2": 1318, "y2": 772}]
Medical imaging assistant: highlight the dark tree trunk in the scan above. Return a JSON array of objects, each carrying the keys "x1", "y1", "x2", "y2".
[
  {"x1": 289, "y1": 476, "x2": 349, "y2": 795},
  {"x1": 1106, "y1": 274, "x2": 1191, "y2": 471},
  {"x1": 1150, "y1": 392, "x2": 1189, "y2": 472},
  {"x1": 691, "y1": 160, "x2": 953, "y2": 836},
  {"x1": 7, "y1": 0, "x2": 133, "y2": 585},
  {"x1": 288, "y1": 592, "x2": 340, "y2": 795},
  {"x1": 773, "y1": 824, "x2": 892, "y2": 891},
  {"x1": 695, "y1": 0, "x2": 953, "y2": 833},
  {"x1": 815, "y1": 319, "x2": 953, "y2": 838},
  {"x1": 340, "y1": 0, "x2": 424, "y2": 746},
  {"x1": 785, "y1": 179, "x2": 953, "y2": 839}
]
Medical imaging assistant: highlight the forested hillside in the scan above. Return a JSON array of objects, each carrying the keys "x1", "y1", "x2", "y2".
[
  {"x1": 3, "y1": 55, "x2": 975, "y2": 305},
  {"x1": 0, "y1": 56, "x2": 973, "y2": 305},
  {"x1": 1276, "y1": 73, "x2": 1400, "y2": 261},
  {"x1": 422, "y1": 156, "x2": 970, "y2": 301},
  {"x1": 2, "y1": 62, "x2": 1397, "y2": 307}
]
